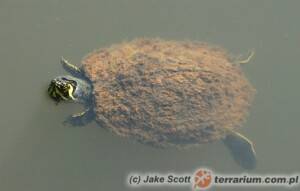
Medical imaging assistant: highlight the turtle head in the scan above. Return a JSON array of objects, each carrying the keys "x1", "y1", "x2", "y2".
[{"x1": 48, "y1": 76, "x2": 92, "y2": 104}]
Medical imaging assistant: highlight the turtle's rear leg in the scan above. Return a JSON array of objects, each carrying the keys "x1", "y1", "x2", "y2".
[
  {"x1": 223, "y1": 131, "x2": 257, "y2": 170},
  {"x1": 239, "y1": 50, "x2": 255, "y2": 64},
  {"x1": 63, "y1": 108, "x2": 95, "y2": 127},
  {"x1": 228, "y1": 50, "x2": 255, "y2": 65}
]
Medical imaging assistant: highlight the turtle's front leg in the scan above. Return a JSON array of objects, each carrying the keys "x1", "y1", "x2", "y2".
[
  {"x1": 61, "y1": 57, "x2": 85, "y2": 78},
  {"x1": 63, "y1": 108, "x2": 94, "y2": 127}
]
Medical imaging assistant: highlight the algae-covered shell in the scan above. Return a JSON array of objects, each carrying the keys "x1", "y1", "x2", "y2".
[{"x1": 81, "y1": 38, "x2": 255, "y2": 147}]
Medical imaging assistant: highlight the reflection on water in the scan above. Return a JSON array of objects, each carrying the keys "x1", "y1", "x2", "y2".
[{"x1": 0, "y1": 1, "x2": 299, "y2": 191}]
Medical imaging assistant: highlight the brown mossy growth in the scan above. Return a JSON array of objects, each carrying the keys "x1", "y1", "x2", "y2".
[{"x1": 82, "y1": 38, "x2": 255, "y2": 147}]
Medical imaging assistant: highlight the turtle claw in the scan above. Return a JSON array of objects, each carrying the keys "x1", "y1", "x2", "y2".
[{"x1": 63, "y1": 108, "x2": 94, "y2": 127}]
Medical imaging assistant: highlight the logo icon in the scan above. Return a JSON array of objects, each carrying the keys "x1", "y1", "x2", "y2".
[{"x1": 194, "y1": 170, "x2": 212, "y2": 189}]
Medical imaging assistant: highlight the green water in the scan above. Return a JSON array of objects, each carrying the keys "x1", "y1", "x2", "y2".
[{"x1": 0, "y1": 1, "x2": 299, "y2": 191}]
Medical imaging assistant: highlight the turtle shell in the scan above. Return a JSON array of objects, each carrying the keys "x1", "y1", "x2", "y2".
[{"x1": 82, "y1": 38, "x2": 255, "y2": 147}]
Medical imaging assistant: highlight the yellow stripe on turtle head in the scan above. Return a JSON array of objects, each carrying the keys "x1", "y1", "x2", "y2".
[
  {"x1": 55, "y1": 87, "x2": 68, "y2": 100},
  {"x1": 67, "y1": 84, "x2": 75, "y2": 100},
  {"x1": 48, "y1": 86, "x2": 57, "y2": 98},
  {"x1": 48, "y1": 86, "x2": 53, "y2": 94}
]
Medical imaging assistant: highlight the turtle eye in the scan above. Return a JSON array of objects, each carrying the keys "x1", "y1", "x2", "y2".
[{"x1": 61, "y1": 77, "x2": 77, "y2": 89}]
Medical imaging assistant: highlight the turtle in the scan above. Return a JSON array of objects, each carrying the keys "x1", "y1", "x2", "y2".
[{"x1": 48, "y1": 38, "x2": 256, "y2": 169}]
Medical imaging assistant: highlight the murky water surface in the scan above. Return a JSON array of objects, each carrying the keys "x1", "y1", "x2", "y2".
[{"x1": 0, "y1": 1, "x2": 299, "y2": 190}]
